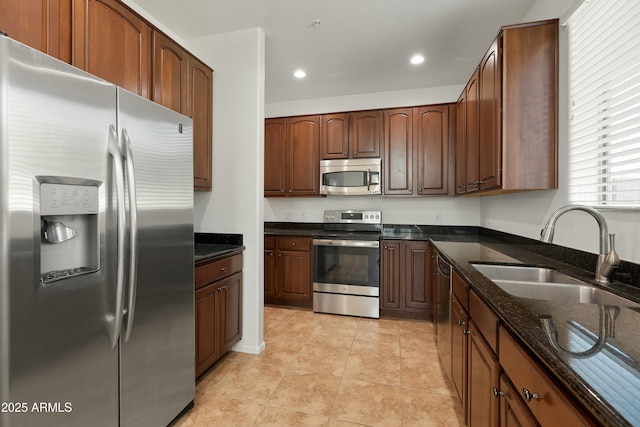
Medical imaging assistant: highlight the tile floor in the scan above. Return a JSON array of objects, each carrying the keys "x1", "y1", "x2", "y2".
[{"x1": 172, "y1": 306, "x2": 465, "y2": 426}]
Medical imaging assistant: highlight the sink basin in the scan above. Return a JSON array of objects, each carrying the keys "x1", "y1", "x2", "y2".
[{"x1": 471, "y1": 264, "x2": 638, "y2": 306}]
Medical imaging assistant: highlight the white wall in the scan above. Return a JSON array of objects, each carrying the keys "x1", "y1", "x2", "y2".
[
  {"x1": 480, "y1": 0, "x2": 640, "y2": 264},
  {"x1": 186, "y1": 28, "x2": 266, "y2": 355}
]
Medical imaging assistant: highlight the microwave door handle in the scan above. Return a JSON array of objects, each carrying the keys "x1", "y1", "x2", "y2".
[{"x1": 366, "y1": 168, "x2": 371, "y2": 191}]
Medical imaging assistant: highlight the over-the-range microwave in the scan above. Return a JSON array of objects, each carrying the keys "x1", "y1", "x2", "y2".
[{"x1": 319, "y1": 158, "x2": 381, "y2": 196}]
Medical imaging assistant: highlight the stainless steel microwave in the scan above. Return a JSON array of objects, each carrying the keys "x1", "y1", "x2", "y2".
[{"x1": 319, "y1": 158, "x2": 382, "y2": 195}]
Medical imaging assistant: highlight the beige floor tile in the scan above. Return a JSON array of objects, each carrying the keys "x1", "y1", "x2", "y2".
[
  {"x1": 327, "y1": 419, "x2": 369, "y2": 427},
  {"x1": 400, "y1": 334, "x2": 439, "y2": 360},
  {"x1": 290, "y1": 343, "x2": 351, "y2": 376},
  {"x1": 351, "y1": 330, "x2": 401, "y2": 357},
  {"x1": 258, "y1": 338, "x2": 305, "y2": 366},
  {"x1": 214, "y1": 359, "x2": 288, "y2": 402},
  {"x1": 357, "y1": 317, "x2": 401, "y2": 335},
  {"x1": 254, "y1": 406, "x2": 330, "y2": 426},
  {"x1": 171, "y1": 393, "x2": 263, "y2": 427},
  {"x1": 399, "y1": 319, "x2": 436, "y2": 336},
  {"x1": 401, "y1": 356, "x2": 456, "y2": 395},
  {"x1": 267, "y1": 372, "x2": 342, "y2": 416},
  {"x1": 307, "y1": 323, "x2": 357, "y2": 349},
  {"x1": 342, "y1": 352, "x2": 401, "y2": 386},
  {"x1": 265, "y1": 322, "x2": 317, "y2": 345},
  {"x1": 331, "y1": 378, "x2": 403, "y2": 426},
  {"x1": 403, "y1": 387, "x2": 465, "y2": 427}
]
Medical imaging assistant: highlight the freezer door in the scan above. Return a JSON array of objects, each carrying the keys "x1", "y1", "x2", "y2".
[
  {"x1": 0, "y1": 37, "x2": 119, "y2": 426},
  {"x1": 116, "y1": 88, "x2": 195, "y2": 427}
]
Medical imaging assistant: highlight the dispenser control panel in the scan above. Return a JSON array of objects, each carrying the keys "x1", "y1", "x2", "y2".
[{"x1": 40, "y1": 183, "x2": 99, "y2": 215}]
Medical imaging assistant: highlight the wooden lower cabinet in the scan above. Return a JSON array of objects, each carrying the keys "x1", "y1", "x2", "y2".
[
  {"x1": 499, "y1": 374, "x2": 538, "y2": 427},
  {"x1": 195, "y1": 253, "x2": 243, "y2": 378},
  {"x1": 380, "y1": 240, "x2": 433, "y2": 319},
  {"x1": 445, "y1": 270, "x2": 596, "y2": 427},
  {"x1": 264, "y1": 236, "x2": 312, "y2": 308},
  {"x1": 467, "y1": 319, "x2": 500, "y2": 427}
]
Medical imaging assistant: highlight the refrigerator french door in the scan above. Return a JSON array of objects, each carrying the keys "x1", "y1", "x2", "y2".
[{"x1": 0, "y1": 36, "x2": 194, "y2": 427}]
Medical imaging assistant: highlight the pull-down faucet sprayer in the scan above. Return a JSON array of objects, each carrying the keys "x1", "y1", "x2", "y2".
[{"x1": 540, "y1": 205, "x2": 620, "y2": 284}]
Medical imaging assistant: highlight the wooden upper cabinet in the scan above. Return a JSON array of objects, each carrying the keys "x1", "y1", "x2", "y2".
[
  {"x1": 188, "y1": 55, "x2": 213, "y2": 191},
  {"x1": 264, "y1": 118, "x2": 287, "y2": 196},
  {"x1": 383, "y1": 108, "x2": 413, "y2": 195},
  {"x1": 455, "y1": 19, "x2": 558, "y2": 196},
  {"x1": 72, "y1": 0, "x2": 151, "y2": 98},
  {"x1": 350, "y1": 110, "x2": 382, "y2": 158},
  {"x1": 320, "y1": 113, "x2": 349, "y2": 159},
  {"x1": 0, "y1": 0, "x2": 72, "y2": 62},
  {"x1": 320, "y1": 110, "x2": 381, "y2": 159},
  {"x1": 455, "y1": 89, "x2": 467, "y2": 195},
  {"x1": 287, "y1": 115, "x2": 320, "y2": 196},
  {"x1": 152, "y1": 30, "x2": 187, "y2": 113},
  {"x1": 479, "y1": 38, "x2": 501, "y2": 191},
  {"x1": 414, "y1": 105, "x2": 452, "y2": 195}
]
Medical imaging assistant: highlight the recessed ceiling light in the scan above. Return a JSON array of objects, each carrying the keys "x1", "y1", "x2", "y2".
[
  {"x1": 294, "y1": 69, "x2": 306, "y2": 78},
  {"x1": 410, "y1": 54, "x2": 425, "y2": 65}
]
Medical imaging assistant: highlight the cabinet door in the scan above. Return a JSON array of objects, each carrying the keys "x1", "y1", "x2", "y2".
[
  {"x1": 499, "y1": 375, "x2": 538, "y2": 427},
  {"x1": 287, "y1": 115, "x2": 320, "y2": 196},
  {"x1": 264, "y1": 118, "x2": 287, "y2": 196},
  {"x1": 350, "y1": 110, "x2": 382, "y2": 158},
  {"x1": 219, "y1": 272, "x2": 243, "y2": 354},
  {"x1": 152, "y1": 30, "x2": 187, "y2": 114},
  {"x1": 72, "y1": 0, "x2": 151, "y2": 97},
  {"x1": 187, "y1": 55, "x2": 213, "y2": 191},
  {"x1": 455, "y1": 90, "x2": 467, "y2": 195},
  {"x1": 467, "y1": 320, "x2": 499, "y2": 427},
  {"x1": 404, "y1": 241, "x2": 433, "y2": 312},
  {"x1": 381, "y1": 241, "x2": 402, "y2": 309},
  {"x1": 451, "y1": 294, "x2": 468, "y2": 419},
  {"x1": 264, "y1": 246, "x2": 277, "y2": 299},
  {"x1": 479, "y1": 38, "x2": 501, "y2": 190},
  {"x1": 320, "y1": 113, "x2": 349, "y2": 159},
  {"x1": 278, "y1": 249, "x2": 312, "y2": 301},
  {"x1": 0, "y1": 0, "x2": 72, "y2": 62},
  {"x1": 414, "y1": 105, "x2": 450, "y2": 195},
  {"x1": 195, "y1": 283, "x2": 220, "y2": 377},
  {"x1": 383, "y1": 108, "x2": 414, "y2": 195},
  {"x1": 466, "y1": 68, "x2": 480, "y2": 193}
]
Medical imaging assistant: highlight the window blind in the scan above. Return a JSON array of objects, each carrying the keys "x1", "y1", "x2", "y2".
[{"x1": 568, "y1": 0, "x2": 640, "y2": 207}]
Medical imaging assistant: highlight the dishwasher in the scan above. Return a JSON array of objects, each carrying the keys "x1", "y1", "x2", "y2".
[{"x1": 435, "y1": 252, "x2": 452, "y2": 380}]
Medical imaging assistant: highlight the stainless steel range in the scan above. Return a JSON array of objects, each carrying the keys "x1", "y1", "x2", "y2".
[{"x1": 312, "y1": 210, "x2": 381, "y2": 318}]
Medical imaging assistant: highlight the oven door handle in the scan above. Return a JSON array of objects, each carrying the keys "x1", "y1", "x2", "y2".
[{"x1": 313, "y1": 239, "x2": 380, "y2": 248}]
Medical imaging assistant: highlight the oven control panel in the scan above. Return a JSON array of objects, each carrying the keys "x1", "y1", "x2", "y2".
[{"x1": 323, "y1": 210, "x2": 381, "y2": 224}]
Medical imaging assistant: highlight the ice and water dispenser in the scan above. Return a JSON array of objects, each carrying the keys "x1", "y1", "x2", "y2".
[{"x1": 39, "y1": 181, "x2": 100, "y2": 283}]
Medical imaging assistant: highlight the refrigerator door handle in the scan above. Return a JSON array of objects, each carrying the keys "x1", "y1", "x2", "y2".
[
  {"x1": 122, "y1": 128, "x2": 138, "y2": 342},
  {"x1": 108, "y1": 124, "x2": 126, "y2": 349}
]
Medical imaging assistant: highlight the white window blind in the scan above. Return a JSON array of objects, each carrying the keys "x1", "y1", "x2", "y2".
[{"x1": 568, "y1": 0, "x2": 640, "y2": 207}]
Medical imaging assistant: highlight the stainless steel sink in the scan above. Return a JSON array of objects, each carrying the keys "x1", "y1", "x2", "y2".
[{"x1": 471, "y1": 264, "x2": 638, "y2": 306}]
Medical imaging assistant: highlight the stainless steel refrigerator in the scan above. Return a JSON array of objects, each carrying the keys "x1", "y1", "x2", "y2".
[{"x1": 0, "y1": 36, "x2": 195, "y2": 426}]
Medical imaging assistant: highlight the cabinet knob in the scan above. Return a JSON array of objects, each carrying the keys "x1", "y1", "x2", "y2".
[
  {"x1": 522, "y1": 388, "x2": 541, "y2": 402},
  {"x1": 433, "y1": 272, "x2": 438, "y2": 277},
  {"x1": 292, "y1": 242, "x2": 296, "y2": 246},
  {"x1": 220, "y1": 266, "x2": 227, "y2": 272},
  {"x1": 463, "y1": 329, "x2": 471, "y2": 335},
  {"x1": 457, "y1": 320, "x2": 465, "y2": 326},
  {"x1": 492, "y1": 387, "x2": 504, "y2": 398}
]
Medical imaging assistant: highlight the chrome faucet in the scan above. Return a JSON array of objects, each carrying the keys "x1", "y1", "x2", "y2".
[{"x1": 540, "y1": 205, "x2": 620, "y2": 284}]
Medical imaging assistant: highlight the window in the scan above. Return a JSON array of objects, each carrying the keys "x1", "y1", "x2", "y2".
[{"x1": 567, "y1": 0, "x2": 640, "y2": 207}]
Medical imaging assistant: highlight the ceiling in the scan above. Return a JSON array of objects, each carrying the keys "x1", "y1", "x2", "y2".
[{"x1": 131, "y1": 0, "x2": 536, "y2": 104}]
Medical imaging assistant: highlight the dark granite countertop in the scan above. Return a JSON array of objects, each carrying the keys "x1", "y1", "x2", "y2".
[
  {"x1": 194, "y1": 233, "x2": 245, "y2": 265},
  {"x1": 431, "y1": 236, "x2": 640, "y2": 427}
]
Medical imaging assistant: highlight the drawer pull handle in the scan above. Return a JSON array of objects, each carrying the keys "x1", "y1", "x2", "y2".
[
  {"x1": 522, "y1": 388, "x2": 541, "y2": 402},
  {"x1": 463, "y1": 329, "x2": 471, "y2": 335},
  {"x1": 492, "y1": 387, "x2": 504, "y2": 398},
  {"x1": 457, "y1": 320, "x2": 466, "y2": 326},
  {"x1": 220, "y1": 266, "x2": 227, "y2": 272}
]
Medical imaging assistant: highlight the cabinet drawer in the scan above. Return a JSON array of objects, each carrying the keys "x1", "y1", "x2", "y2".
[
  {"x1": 452, "y1": 270, "x2": 468, "y2": 310},
  {"x1": 469, "y1": 290, "x2": 499, "y2": 352},
  {"x1": 265, "y1": 236, "x2": 276, "y2": 250},
  {"x1": 499, "y1": 326, "x2": 594, "y2": 427},
  {"x1": 195, "y1": 253, "x2": 243, "y2": 289},
  {"x1": 277, "y1": 236, "x2": 311, "y2": 252}
]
